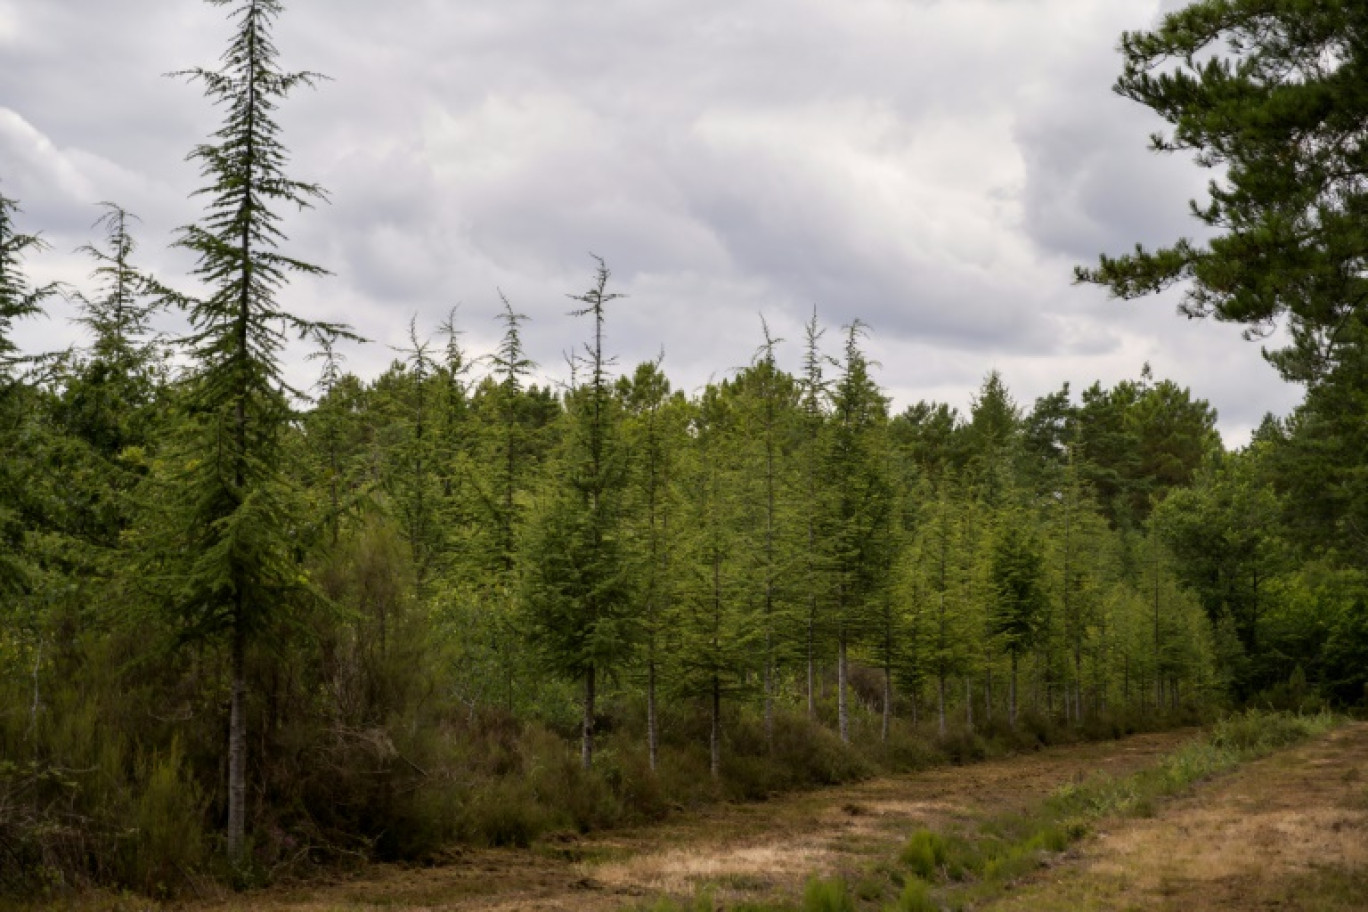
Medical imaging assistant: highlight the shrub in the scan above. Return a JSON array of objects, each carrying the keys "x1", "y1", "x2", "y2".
[
  {"x1": 126, "y1": 739, "x2": 207, "y2": 895},
  {"x1": 888, "y1": 877, "x2": 936, "y2": 912},
  {"x1": 802, "y1": 876, "x2": 855, "y2": 912},
  {"x1": 898, "y1": 830, "x2": 947, "y2": 880}
]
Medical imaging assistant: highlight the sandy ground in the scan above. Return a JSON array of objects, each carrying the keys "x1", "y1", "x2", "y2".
[
  {"x1": 175, "y1": 729, "x2": 1196, "y2": 911},
  {"x1": 987, "y1": 721, "x2": 1368, "y2": 912}
]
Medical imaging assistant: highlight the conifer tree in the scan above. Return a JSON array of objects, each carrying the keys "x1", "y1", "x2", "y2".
[
  {"x1": 0, "y1": 191, "x2": 55, "y2": 378},
  {"x1": 0, "y1": 190, "x2": 56, "y2": 605},
  {"x1": 733, "y1": 321, "x2": 799, "y2": 747},
  {"x1": 620, "y1": 359, "x2": 686, "y2": 772},
  {"x1": 523, "y1": 257, "x2": 633, "y2": 770},
  {"x1": 797, "y1": 309, "x2": 832, "y2": 718},
  {"x1": 989, "y1": 516, "x2": 1047, "y2": 728},
  {"x1": 678, "y1": 384, "x2": 754, "y2": 779},
  {"x1": 827, "y1": 322, "x2": 893, "y2": 743},
  {"x1": 390, "y1": 319, "x2": 447, "y2": 593},
  {"x1": 911, "y1": 477, "x2": 975, "y2": 735},
  {"x1": 162, "y1": 0, "x2": 347, "y2": 861},
  {"x1": 487, "y1": 295, "x2": 534, "y2": 571}
]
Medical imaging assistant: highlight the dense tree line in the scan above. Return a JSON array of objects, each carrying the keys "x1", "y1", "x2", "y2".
[{"x1": 1, "y1": 0, "x2": 1365, "y2": 897}]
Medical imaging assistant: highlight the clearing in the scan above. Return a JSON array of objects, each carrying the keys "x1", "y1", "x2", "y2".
[
  {"x1": 108, "y1": 721, "x2": 1362, "y2": 911},
  {"x1": 184, "y1": 728, "x2": 1195, "y2": 910}
]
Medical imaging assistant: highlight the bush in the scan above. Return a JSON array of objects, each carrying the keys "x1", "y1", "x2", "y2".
[
  {"x1": 126, "y1": 739, "x2": 207, "y2": 895},
  {"x1": 462, "y1": 777, "x2": 546, "y2": 847},
  {"x1": 898, "y1": 830, "x2": 947, "y2": 880},
  {"x1": 802, "y1": 876, "x2": 855, "y2": 912},
  {"x1": 888, "y1": 877, "x2": 936, "y2": 912}
]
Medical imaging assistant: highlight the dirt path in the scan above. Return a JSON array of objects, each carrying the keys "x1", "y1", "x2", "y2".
[
  {"x1": 987, "y1": 721, "x2": 1368, "y2": 911},
  {"x1": 187, "y1": 729, "x2": 1195, "y2": 911}
]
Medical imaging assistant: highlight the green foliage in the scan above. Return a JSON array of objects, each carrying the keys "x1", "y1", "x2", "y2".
[
  {"x1": 802, "y1": 875, "x2": 855, "y2": 912},
  {"x1": 1080, "y1": 0, "x2": 1368, "y2": 386},
  {"x1": 887, "y1": 877, "x2": 936, "y2": 912},
  {"x1": 898, "y1": 830, "x2": 948, "y2": 880},
  {"x1": 10, "y1": 3, "x2": 1366, "y2": 899}
]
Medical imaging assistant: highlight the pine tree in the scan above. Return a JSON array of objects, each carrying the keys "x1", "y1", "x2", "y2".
[{"x1": 162, "y1": 0, "x2": 348, "y2": 861}]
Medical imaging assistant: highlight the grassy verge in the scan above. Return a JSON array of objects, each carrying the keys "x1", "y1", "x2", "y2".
[{"x1": 633, "y1": 710, "x2": 1340, "y2": 912}]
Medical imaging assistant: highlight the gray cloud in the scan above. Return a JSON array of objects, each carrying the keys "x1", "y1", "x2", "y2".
[{"x1": 0, "y1": 0, "x2": 1299, "y2": 446}]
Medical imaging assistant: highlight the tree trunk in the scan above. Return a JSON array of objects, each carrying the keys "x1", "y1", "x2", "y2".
[
  {"x1": 807, "y1": 598, "x2": 817, "y2": 720},
  {"x1": 227, "y1": 618, "x2": 247, "y2": 863},
  {"x1": 1009, "y1": 650, "x2": 1018, "y2": 730},
  {"x1": 937, "y1": 674, "x2": 946, "y2": 736},
  {"x1": 647, "y1": 649, "x2": 658, "y2": 773},
  {"x1": 837, "y1": 633, "x2": 849, "y2": 743},
  {"x1": 764, "y1": 652, "x2": 774, "y2": 752},
  {"x1": 1074, "y1": 649, "x2": 1084, "y2": 724},
  {"x1": 710, "y1": 672, "x2": 721, "y2": 781},
  {"x1": 964, "y1": 676, "x2": 973, "y2": 731},
  {"x1": 582, "y1": 664, "x2": 596, "y2": 771},
  {"x1": 984, "y1": 667, "x2": 992, "y2": 725},
  {"x1": 881, "y1": 666, "x2": 892, "y2": 742}
]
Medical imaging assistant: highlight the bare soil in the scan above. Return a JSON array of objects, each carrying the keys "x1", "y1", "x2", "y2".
[
  {"x1": 986, "y1": 720, "x2": 1368, "y2": 911},
  {"x1": 174, "y1": 728, "x2": 1198, "y2": 911}
]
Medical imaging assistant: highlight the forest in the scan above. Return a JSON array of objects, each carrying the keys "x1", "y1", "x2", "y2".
[{"x1": 2, "y1": 0, "x2": 1367, "y2": 900}]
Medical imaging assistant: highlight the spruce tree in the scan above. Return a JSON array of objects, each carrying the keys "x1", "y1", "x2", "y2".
[{"x1": 163, "y1": 0, "x2": 346, "y2": 861}]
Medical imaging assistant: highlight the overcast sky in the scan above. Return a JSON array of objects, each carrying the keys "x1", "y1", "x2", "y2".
[{"x1": 0, "y1": 0, "x2": 1303, "y2": 444}]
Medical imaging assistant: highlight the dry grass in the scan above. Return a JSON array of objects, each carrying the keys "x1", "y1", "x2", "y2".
[
  {"x1": 986, "y1": 722, "x2": 1368, "y2": 912},
  {"x1": 127, "y1": 729, "x2": 1187, "y2": 912}
]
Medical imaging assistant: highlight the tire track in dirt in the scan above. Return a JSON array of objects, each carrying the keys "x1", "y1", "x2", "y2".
[
  {"x1": 191, "y1": 728, "x2": 1195, "y2": 911},
  {"x1": 986, "y1": 721, "x2": 1368, "y2": 911}
]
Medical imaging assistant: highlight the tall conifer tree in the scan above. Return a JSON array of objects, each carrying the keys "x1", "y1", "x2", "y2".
[
  {"x1": 165, "y1": 0, "x2": 346, "y2": 861},
  {"x1": 523, "y1": 257, "x2": 633, "y2": 770}
]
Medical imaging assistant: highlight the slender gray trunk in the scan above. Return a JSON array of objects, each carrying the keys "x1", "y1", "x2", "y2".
[
  {"x1": 764, "y1": 651, "x2": 774, "y2": 750},
  {"x1": 937, "y1": 674, "x2": 946, "y2": 736},
  {"x1": 837, "y1": 634, "x2": 849, "y2": 743},
  {"x1": 1123, "y1": 653, "x2": 1130, "y2": 706},
  {"x1": 984, "y1": 667, "x2": 992, "y2": 725},
  {"x1": 807, "y1": 637, "x2": 816, "y2": 720},
  {"x1": 582, "y1": 664, "x2": 596, "y2": 770},
  {"x1": 964, "y1": 676, "x2": 973, "y2": 731},
  {"x1": 881, "y1": 667, "x2": 892, "y2": 742},
  {"x1": 1008, "y1": 650, "x2": 1018, "y2": 730},
  {"x1": 710, "y1": 673, "x2": 721, "y2": 781},
  {"x1": 647, "y1": 651, "x2": 658, "y2": 773},
  {"x1": 26, "y1": 638, "x2": 41, "y2": 744},
  {"x1": 227, "y1": 619, "x2": 247, "y2": 862}
]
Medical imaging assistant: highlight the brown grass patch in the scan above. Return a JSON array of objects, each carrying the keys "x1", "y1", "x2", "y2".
[{"x1": 988, "y1": 721, "x2": 1368, "y2": 912}]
